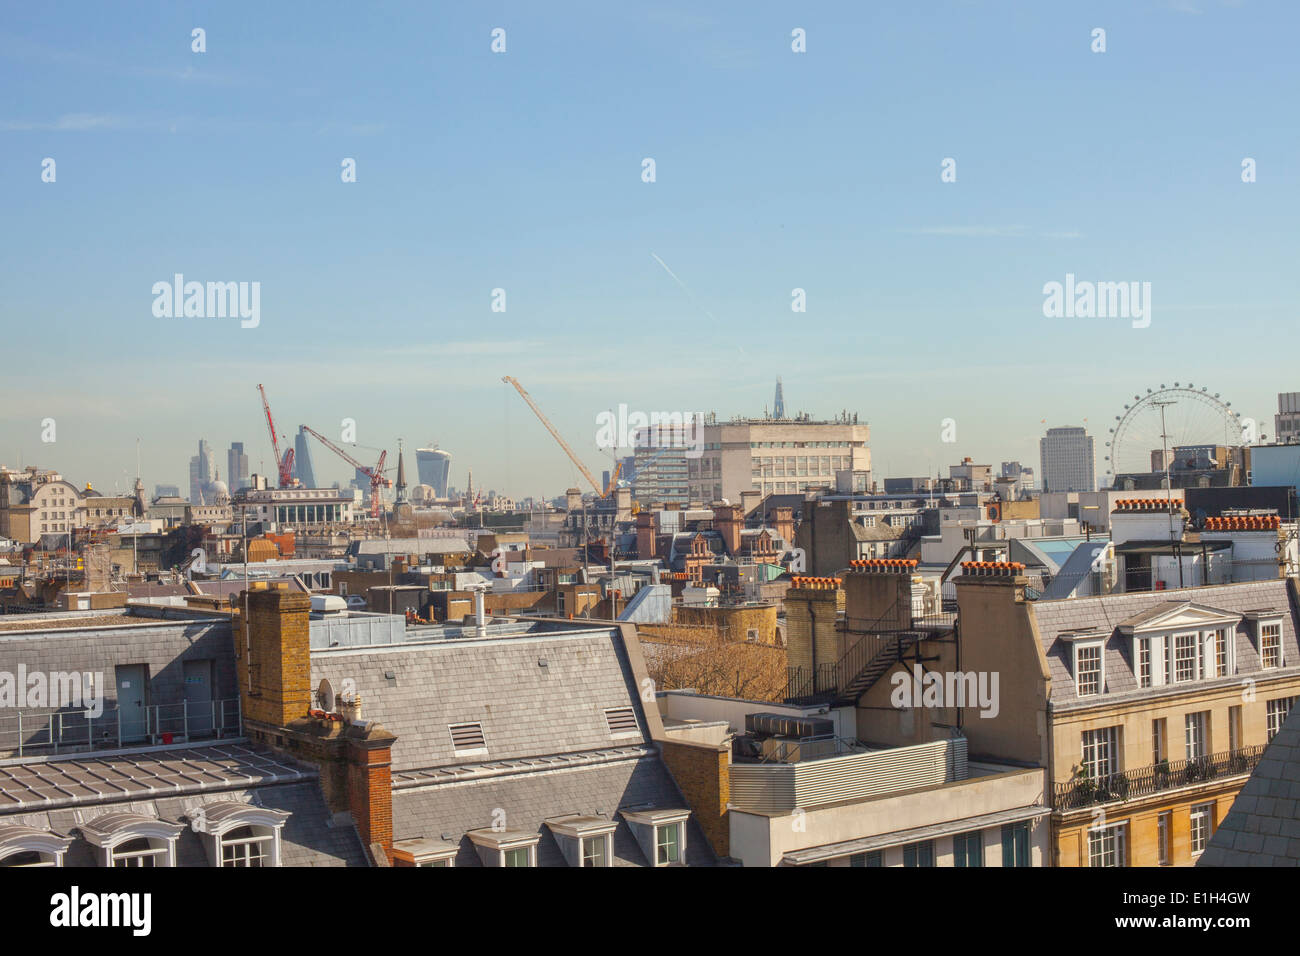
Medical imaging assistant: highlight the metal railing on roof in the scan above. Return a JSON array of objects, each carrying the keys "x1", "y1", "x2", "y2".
[{"x1": 0, "y1": 698, "x2": 242, "y2": 759}]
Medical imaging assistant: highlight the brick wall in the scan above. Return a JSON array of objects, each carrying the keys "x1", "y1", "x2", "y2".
[
  {"x1": 673, "y1": 603, "x2": 779, "y2": 644},
  {"x1": 784, "y1": 586, "x2": 844, "y2": 672},
  {"x1": 348, "y1": 734, "x2": 394, "y2": 857},
  {"x1": 661, "y1": 738, "x2": 730, "y2": 858},
  {"x1": 238, "y1": 584, "x2": 312, "y2": 728}
]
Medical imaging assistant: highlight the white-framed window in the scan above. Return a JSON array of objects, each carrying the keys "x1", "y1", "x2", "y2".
[
  {"x1": 1190, "y1": 802, "x2": 1214, "y2": 856},
  {"x1": 111, "y1": 838, "x2": 169, "y2": 867},
  {"x1": 1075, "y1": 641, "x2": 1104, "y2": 697},
  {"x1": 221, "y1": 825, "x2": 274, "y2": 867},
  {"x1": 1213, "y1": 629, "x2": 1231, "y2": 677},
  {"x1": 1088, "y1": 822, "x2": 1127, "y2": 867},
  {"x1": 82, "y1": 813, "x2": 184, "y2": 868},
  {"x1": 1137, "y1": 637, "x2": 1152, "y2": 688},
  {"x1": 1173, "y1": 632, "x2": 1200, "y2": 682},
  {"x1": 656, "y1": 823, "x2": 681, "y2": 865},
  {"x1": 1267, "y1": 697, "x2": 1296, "y2": 741},
  {"x1": 1157, "y1": 812, "x2": 1172, "y2": 865},
  {"x1": 1080, "y1": 726, "x2": 1119, "y2": 780},
  {"x1": 1185, "y1": 711, "x2": 1209, "y2": 760},
  {"x1": 188, "y1": 802, "x2": 289, "y2": 868},
  {"x1": 503, "y1": 846, "x2": 532, "y2": 868},
  {"x1": 581, "y1": 836, "x2": 607, "y2": 867},
  {"x1": 1261, "y1": 622, "x2": 1282, "y2": 669}
]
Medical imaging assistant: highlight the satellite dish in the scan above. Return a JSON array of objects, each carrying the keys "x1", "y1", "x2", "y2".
[{"x1": 318, "y1": 678, "x2": 335, "y2": 713}]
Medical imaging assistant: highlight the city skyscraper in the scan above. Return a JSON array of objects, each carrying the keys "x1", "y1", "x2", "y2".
[
  {"x1": 1275, "y1": 392, "x2": 1300, "y2": 444},
  {"x1": 227, "y1": 441, "x2": 250, "y2": 491},
  {"x1": 293, "y1": 427, "x2": 318, "y2": 488},
  {"x1": 1039, "y1": 426, "x2": 1096, "y2": 493},
  {"x1": 188, "y1": 439, "x2": 215, "y2": 503},
  {"x1": 416, "y1": 446, "x2": 452, "y2": 498}
]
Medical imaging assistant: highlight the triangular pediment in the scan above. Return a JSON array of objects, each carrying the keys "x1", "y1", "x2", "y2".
[{"x1": 1118, "y1": 600, "x2": 1241, "y2": 634}]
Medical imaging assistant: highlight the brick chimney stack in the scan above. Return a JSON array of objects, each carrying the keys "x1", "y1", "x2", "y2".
[
  {"x1": 844, "y1": 559, "x2": 917, "y2": 631},
  {"x1": 636, "y1": 511, "x2": 655, "y2": 559},
  {"x1": 770, "y1": 506, "x2": 794, "y2": 546},
  {"x1": 784, "y1": 576, "x2": 844, "y2": 679},
  {"x1": 236, "y1": 580, "x2": 399, "y2": 864},
  {"x1": 237, "y1": 582, "x2": 312, "y2": 730},
  {"x1": 714, "y1": 503, "x2": 742, "y2": 556}
]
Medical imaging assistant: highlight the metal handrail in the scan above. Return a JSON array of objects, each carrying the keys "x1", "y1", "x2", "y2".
[
  {"x1": 0, "y1": 697, "x2": 243, "y2": 758},
  {"x1": 1053, "y1": 744, "x2": 1267, "y2": 811}
]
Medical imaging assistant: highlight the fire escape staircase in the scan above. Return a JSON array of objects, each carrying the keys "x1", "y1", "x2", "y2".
[{"x1": 830, "y1": 631, "x2": 922, "y2": 707}]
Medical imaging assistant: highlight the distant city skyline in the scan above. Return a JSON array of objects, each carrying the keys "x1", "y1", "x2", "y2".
[
  {"x1": 3, "y1": 3, "x2": 1297, "y2": 496},
  {"x1": 1, "y1": 377, "x2": 1293, "y2": 499}
]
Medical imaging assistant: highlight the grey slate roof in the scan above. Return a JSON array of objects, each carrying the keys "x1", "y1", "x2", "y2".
[
  {"x1": 1029, "y1": 579, "x2": 1300, "y2": 708},
  {"x1": 0, "y1": 744, "x2": 368, "y2": 866},
  {"x1": 1198, "y1": 703, "x2": 1300, "y2": 866},
  {"x1": 394, "y1": 754, "x2": 713, "y2": 866},
  {"x1": 310, "y1": 629, "x2": 649, "y2": 774},
  {"x1": 313, "y1": 622, "x2": 714, "y2": 865},
  {"x1": 39, "y1": 782, "x2": 368, "y2": 867}
]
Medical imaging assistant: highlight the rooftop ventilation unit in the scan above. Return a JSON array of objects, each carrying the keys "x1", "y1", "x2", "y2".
[{"x1": 745, "y1": 712, "x2": 834, "y2": 739}]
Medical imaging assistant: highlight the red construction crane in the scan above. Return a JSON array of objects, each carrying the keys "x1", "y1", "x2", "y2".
[
  {"x1": 299, "y1": 424, "x2": 390, "y2": 518},
  {"x1": 257, "y1": 384, "x2": 295, "y2": 488}
]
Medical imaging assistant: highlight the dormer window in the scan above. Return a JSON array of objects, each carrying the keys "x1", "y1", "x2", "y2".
[
  {"x1": 545, "y1": 815, "x2": 616, "y2": 867},
  {"x1": 466, "y1": 829, "x2": 540, "y2": 867},
  {"x1": 0, "y1": 825, "x2": 72, "y2": 867},
  {"x1": 391, "y1": 838, "x2": 458, "y2": 868},
  {"x1": 1120, "y1": 603, "x2": 1241, "y2": 689},
  {"x1": 188, "y1": 802, "x2": 290, "y2": 868},
  {"x1": 621, "y1": 808, "x2": 691, "y2": 867},
  {"x1": 656, "y1": 822, "x2": 682, "y2": 864},
  {"x1": 1261, "y1": 622, "x2": 1283, "y2": 668},
  {"x1": 1069, "y1": 639, "x2": 1105, "y2": 697},
  {"x1": 81, "y1": 812, "x2": 184, "y2": 868}
]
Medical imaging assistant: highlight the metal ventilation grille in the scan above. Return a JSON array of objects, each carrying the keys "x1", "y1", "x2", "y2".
[
  {"x1": 449, "y1": 722, "x2": 486, "y2": 751},
  {"x1": 604, "y1": 707, "x2": 639, "y2": 736}
]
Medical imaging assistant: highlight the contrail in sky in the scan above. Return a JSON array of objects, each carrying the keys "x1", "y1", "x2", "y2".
[{"x1": 650, "y1": 252, "x2": 717, "y2": 323}]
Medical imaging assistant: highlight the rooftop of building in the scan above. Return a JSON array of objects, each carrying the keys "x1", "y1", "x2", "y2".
[
  {"x1": 1198, "y1": 702, "x2": 1300, "y2": 866},
  {"x1": 0, "y1": 742, "x2": 368, "y2": 866},
  {"x1": 1028, "y1": 577, "x2": 1300, "y2": 709}
]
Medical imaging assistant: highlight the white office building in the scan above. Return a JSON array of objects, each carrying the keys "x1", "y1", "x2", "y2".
[{"x1": 1039, "y1": 426, "x2": 1095, "y2": 493}]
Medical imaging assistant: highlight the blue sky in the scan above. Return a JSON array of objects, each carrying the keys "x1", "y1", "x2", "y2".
[{"x1": 2, "y1": 0, "x2": 1297, "y2": 496}]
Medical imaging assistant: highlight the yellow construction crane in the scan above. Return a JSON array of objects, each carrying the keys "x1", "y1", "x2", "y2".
[{"x1": 502, "y1": 375, "x2": 617, "y2": 497}]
